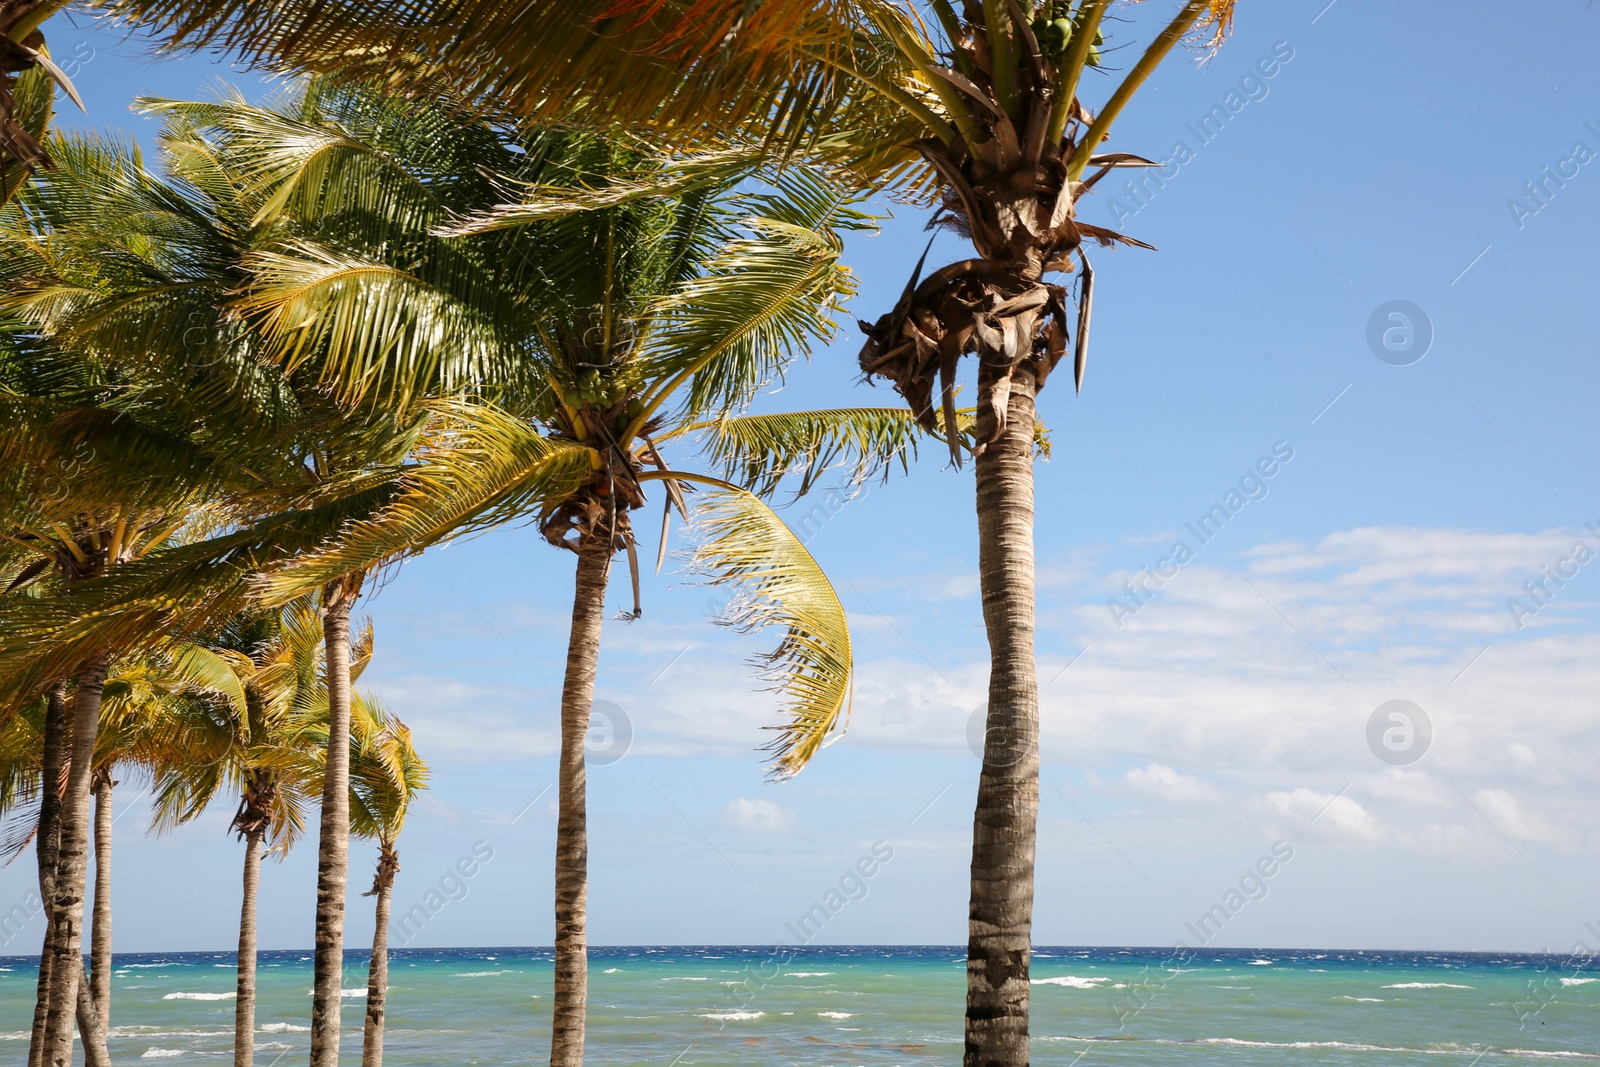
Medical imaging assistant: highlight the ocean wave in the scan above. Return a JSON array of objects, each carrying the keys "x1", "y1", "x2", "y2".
[
  {"x1": 256, "y1": 1044, "x2": 294, "y2": 1052},
  {"x1": 1502, "y1": 1051, "x2": 1600, "y2": 1060},
  {"x1": 260, "y1": 1023, "x2": 311, "y2": 1033},
  {"x1": 1247, "y1": 960, "x2": 1273, "y2": 966},
  {"x1": 452, "y1": 970, "x2": 514, "y2": 978},
  {"x1": 120, "y1": 963, "x2": 170, "y2": 969},
  {"x1": 699, "y1": 1011, "x2": 763, "y2": 1021},
  {"x1": 603, "y1": 968, "x2": 622, "y2": 974},
  {"x1": 342, "y1": 988, "x2": 367, "y2": 997},
  {"x1": 817, "y1": 1012, "x2": 855, "y2": 1019},
  {"x1": 1337, "y1": 996, "x2": 1385, "y2": 1002},
  {"x1": 140, "y1": 1051, "x2": 185, "y2": 1060},
  {"x1": 786, "y1": 972, "x2": 832, "y2": 977},
  {"x1": 162, "y1": 992, "x2": 235, "y2": 1000},
  {"x1": 1032, "y1": 976, "x2": 1110, "y2": 989},
  {"x1": 1383, "y1": 982, "x2": 1474, "y2": 989},
  {"x1": 1559, "y1": 977, "x2": 1597, "y2": 986}
]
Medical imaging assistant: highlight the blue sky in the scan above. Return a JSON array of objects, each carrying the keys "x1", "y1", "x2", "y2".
[{"x1": 3, "y1": 2, "x2": 1598, "y2": 957}]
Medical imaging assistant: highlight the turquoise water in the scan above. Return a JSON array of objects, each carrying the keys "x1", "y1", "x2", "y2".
[{"x1": 2, "y1": 946, "x2": 1596, "y2": 1064}]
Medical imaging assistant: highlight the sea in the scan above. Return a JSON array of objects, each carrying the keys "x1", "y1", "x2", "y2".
[{"x1": 1, "y1": 946, "x2": 1596, "y2": 1064}]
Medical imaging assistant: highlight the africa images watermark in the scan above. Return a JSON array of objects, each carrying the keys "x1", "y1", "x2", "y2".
[
  {"x1": 0, "y1": 888, "x2": 44, "y2": 948},
  {"x1": 1107, "y1": 441, "x2": 1295, "y2": 628},
  {"x1": 1101, "y1": 41, "x2": 1296, "y2": 227},
  {"x1": 1108, "y1": 841, "x2": 1296, "y2": 1027},
  {"x1": 1506, "y1": 522, "x2": 1600, "y2": 631},
  {"x1": 390, "y1": 840, "x2": 496, "y2": 947},
  {"x1": 1507, "y1": 119, "x2": 1600, "y2": 230}
]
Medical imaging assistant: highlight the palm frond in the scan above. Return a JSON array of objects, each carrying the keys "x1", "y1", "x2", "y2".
[
  {"x1": 680, "y1": 406, "x2": 926, "y2": 498},
  {"x1": 253, "y1": 402, "x2": 592, "y2": 604},
  {"x1": 687, "y1": 487, "x2": 851, "y2": 779}
]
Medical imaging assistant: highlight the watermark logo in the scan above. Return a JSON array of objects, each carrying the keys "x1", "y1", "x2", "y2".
[
  {"x1": 1366, "y1": 300, "x2": 1432, "y2": 366},
  {"x1": 1366, "y1": 699, "x2": 1431, "y2": 766},
  {"x1": 1108, "y1": 441, "x2": 1295, "y2": 628},
  {"x1": 587, "y1": 699, "x2": 632, "y2": 766},
  {"x1": 967, "y1": 703, "x2": 1034, "y2": 768},
  {"x1": 389, "y1": 840, "x2": 495, "y2": 946}
]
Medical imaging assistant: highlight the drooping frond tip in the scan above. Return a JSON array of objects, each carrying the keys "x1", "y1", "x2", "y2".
[
  {"x1": 687, "y1": 487, "x2": 851, "y2": 780},
  {"x1": 1197, "y1": 0, "x2": 1238, "y2": 52}
]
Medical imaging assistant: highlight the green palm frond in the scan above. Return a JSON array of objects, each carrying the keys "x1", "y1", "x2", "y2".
[
  {"x1": 676, "y1": 406, "x2": 926, "y2": 498},
  {"x1": 252, "y1": 402, "x2": 592, "y2": 604},
  {"x1": 348, "y1": 691, "x2": 428, "y2": 846},
  {"x1": 237, "y1": 242, "x2": 511, "y2": 409},
  {"x1": 634, "y1": 174, "x2": 873, "y2": 425},
  {"x1": 687, "y1": 486, "x2": 851, "y2": 779},
  {"x1": 437, "y1": 145, "x2": 765, "y2": 237}
]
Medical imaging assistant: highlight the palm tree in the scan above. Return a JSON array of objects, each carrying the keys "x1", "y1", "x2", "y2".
[
  {"x1": 347, "y1": 694, "x2": 428, "y2": 1067},
  {"x1": 0, "y1": 125, "x2": 437, "y2": 1067},
  {"x1": 97, "y1": 5, "x2": 1240, "y2": 1062},
  {"x1": 141, "y1": 83, "x2": 925, "y2": 1066},
  {"x1": 150, "y1": 603, "x2": 371, "y2": 1067}
]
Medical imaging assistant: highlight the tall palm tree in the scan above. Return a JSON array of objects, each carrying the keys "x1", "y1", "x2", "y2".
[
  {"x1": 150, "y1": 603, "x2": 371, "y2": 1067},
  {"x1": 141, "y1": 83, "x2": 926, "y2": 1066},
  {"x1": 97, "y1": 5, "x2": 1240, "y2": 1062},
  {"x1": 0, "y1": 125, "x2": 436, "y2": 1067},
  {"x1": 346, "y1": 694, "x2": 427, "y2": 1067}
]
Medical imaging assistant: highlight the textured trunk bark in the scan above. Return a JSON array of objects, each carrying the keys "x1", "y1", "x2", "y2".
[
  {"x1": 361, "y1": 849, "x2": 394, "y2": 1067},
  {"x1": 28, "y1": 681, "x2": 69, "y2": 1067},
  {"x1": 310, "y1": 577, "x2": 361, "y2": 1067},
  {"x1": 42, "y1": 652, "x2": 110, "y2": 1067},
  {"x1": 73, "y1": 955, "x2": 112, "y2": 1067},
  {"x1": 90, "y1": 772, "x2": 113, "y2": 1030},
  {"x1": 549, "y1": 539, "x2": 611, "y2": 1067},
  {"x1": 234, "y1": 827, "x2": 264, "y2": 1067},
  {"x1": 964, "y1": 368, "x2": 1040, "y2": 1067}
]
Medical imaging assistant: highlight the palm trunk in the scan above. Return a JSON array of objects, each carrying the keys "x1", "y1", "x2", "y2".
[
  {"x1": 28, "y1": 681, "x2": 69, "y2": 1067},
  {"x1": 234, "y1": 826, "x2": 265, "y2": 1067},
  {"x1": 361, "y1": 843, "x2": 398, "y2": 1067},
  {"x1": 310, "y1": 576, "x2": 362, "y2": 1067},
  {"x1": 550, "y1": 538, "x2": 611, "y2": 1067},
  {"x1": 90, "y1": 770, "x2": 114, "y2": 1030},
  {"x1": 73, "y1": 955, "x2": 112, "y2": 1067},
  {"x1": 42, "y1": 651, "x2": 111, "y2": 1067},
  {"x1": 964, "y1": 368, "x2": 1041, "y2": 1067}
]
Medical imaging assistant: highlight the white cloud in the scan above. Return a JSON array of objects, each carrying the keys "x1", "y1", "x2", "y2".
[
  {"x1": 1257, "y1": 788, "x2": 1384, "y2": 844},
  {"x1": 722, "y1": 797, "x2": 796, "y2": 835},
  {"x1": 1123, "y1": 763, "x2": 1221, "y2": 804}
]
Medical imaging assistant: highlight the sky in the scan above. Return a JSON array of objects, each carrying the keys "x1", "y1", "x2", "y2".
[{"x1": 2, "y1": 2, "x2": 1598, "y2": 958}]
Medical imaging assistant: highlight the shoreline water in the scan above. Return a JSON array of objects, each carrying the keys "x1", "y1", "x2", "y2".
[{"x1": 3, "y1": 946, "x2": 1595, "y2": 1064}]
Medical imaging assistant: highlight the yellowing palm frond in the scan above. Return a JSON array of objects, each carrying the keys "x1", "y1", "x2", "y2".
[{"x1": 687, "y1": 487, "x2": 851, "y2": 780}]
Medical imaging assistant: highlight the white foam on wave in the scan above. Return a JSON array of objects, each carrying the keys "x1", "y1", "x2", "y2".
[
  {"x1": 141, "y1": 1051, "x2": 185, "y2": 1060},
  {"x1": 1502, "y1": 1052, "x2": 1600, "y2": 1060},
  {"x1": 661, "y1": 976, "x2": 709, "y2": 981},
  {"x1": 699, "y1": 1011, "x2": 763, "y2": 1021},
  {"x1": 341, "y1": 988, "x2": 367, "y2": 997},
  {"x1": 785, "y1": 972, "x2": 832, "y2": 977},
  {"x1": 603, "y1": 968, "x2": 621, "y2": 974},
  {"x1": 817, "y1": 1011, "x2": 855, "y2": 1019},
  {"x1": 162, "y1": 992, "x2": 235, "y2": 1001},
  {"x1": 1382, "y1": 982, "x2": 1473, "y2": 989},
  {"x1": 1032, "y1": 976, "x2": 1110, "y2": 989},
  {"x1": 1248, "y1": 959, "x2": 1273, "y2": 966},
  {"x1": 453, "y1": 970, "x2": 514, "y2": 978},
  {"x1": 1559, "y1": 977, "x2": 1597, "y2": 986},
  {"x1": 260, "y1": 1023, "x2": 311, "y2": 1033},
  {"x1": 1338, "y1": 996, "x2": 1385, "y2": 1002},
  {"x1": 120, "y1": 963, "x2": 170, "y2": 969}
]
